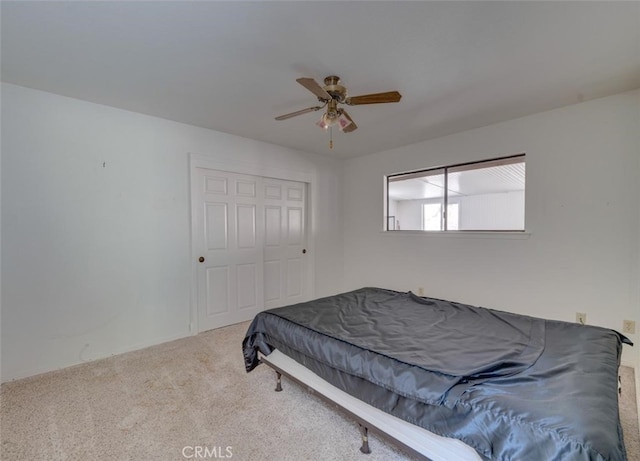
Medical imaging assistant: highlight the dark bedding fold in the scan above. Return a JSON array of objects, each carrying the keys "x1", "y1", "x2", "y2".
[{"x1": 243, "y1": 287, "x2": 631, "y2": 461}]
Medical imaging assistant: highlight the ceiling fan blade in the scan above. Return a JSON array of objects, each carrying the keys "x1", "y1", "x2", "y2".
[
  {"x1": 275, "y1": 106, "x2": 323, "y2": 121},
  {"x1": 340, "y1": 110, "x2": 358, "y2": 133},
  {"x1": 296, "y1": 77, "x2": 332, "y2": 101},
  {"x1": 346, "y1": 91, "x2": 402, "y2": 105}
]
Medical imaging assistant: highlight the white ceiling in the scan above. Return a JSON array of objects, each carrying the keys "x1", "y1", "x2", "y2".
[{"x1": 2, "y1": 1, "x2": 639, "y2": 159}]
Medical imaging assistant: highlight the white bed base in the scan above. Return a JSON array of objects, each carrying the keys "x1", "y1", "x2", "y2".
[{"x1": 260, "y1": 350, "x2": 482, "y2": 461}]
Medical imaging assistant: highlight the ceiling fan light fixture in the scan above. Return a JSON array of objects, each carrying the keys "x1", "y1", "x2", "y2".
[
  {"x1": 316, "y1": 112, "x2": 337, "y2": 130},
  {"x1": 316, "y1": 114, "x2": 330, "y2": 130},
  {"x1": 336, "y1": 112, "x2": 353, "y2": 132},
  {"x1": 316, "y1": 111, "x2": 352, "y2": 131}
]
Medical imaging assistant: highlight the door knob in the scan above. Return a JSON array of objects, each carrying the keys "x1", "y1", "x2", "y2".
[{"x1": 199, "y1": 256, "x2": 205, "y2": 263}]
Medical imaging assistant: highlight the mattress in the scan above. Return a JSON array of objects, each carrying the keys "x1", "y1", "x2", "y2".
[{"x1": 243, "y1": 287, "x2": 632, "y2": 461}]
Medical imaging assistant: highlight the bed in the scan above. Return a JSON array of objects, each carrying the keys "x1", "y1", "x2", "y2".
[{"x1": 243, "y1": 287, "x2": 632, "y2": 461}]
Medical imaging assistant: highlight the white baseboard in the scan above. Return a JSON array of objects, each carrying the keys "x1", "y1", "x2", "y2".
[{"x1": 621, "y1": 359, "x2": 636, "y2": 369}]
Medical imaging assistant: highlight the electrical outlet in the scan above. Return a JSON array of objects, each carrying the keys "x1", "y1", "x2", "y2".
[
  {"x1": 622, "y1": 320, "x2": 636, "y2": 335},
  {"x1": 417, "y1": 287, "x2": 425, "y2": 296},
  {"x1": 576, "y1": 312, "x2": 587, "y2": 325}
]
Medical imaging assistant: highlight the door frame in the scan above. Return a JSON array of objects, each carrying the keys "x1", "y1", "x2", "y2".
[{"x1": 188, "y1": 152, "x2": 316, "y2": 335}]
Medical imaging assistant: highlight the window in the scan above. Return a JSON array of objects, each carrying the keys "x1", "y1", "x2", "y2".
[{"x1": 386, "y1": 154, "x2": 525, "y2": 232}]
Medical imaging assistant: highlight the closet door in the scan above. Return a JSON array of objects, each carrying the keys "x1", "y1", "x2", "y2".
[
  {"x1": 194, "y1": 168, "x2": 308, "y2": 332},
  {"x1": 195, "y1": 169, "x2": 264, "y2": 331},
  {"x1": 263, "y1": 178, "x2": 307, "y2": 310}
]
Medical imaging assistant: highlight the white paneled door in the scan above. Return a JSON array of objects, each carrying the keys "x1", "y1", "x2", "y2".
[
  {"x1": 263, "y1": 178, "x2": 307, "y2": 310},
  {"x1": 194, "y1": 168, "x2": 308, "y2": 332}
]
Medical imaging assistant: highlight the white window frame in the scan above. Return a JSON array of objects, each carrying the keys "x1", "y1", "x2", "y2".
[{"x1": 385, "y1": 154, "x2": 526, "y2": 234}]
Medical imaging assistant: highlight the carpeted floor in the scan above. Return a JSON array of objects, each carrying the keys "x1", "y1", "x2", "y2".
[
  {"x1": 620, "y1": 365, "x2": 640, "y2": 461},
  {"x1": 1, "y1": 321, "x2": 638, "y2": 461}
]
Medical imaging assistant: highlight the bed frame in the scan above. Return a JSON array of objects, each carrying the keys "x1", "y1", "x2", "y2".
[{"x1": 260, "y1": 350, "x2": 482, "y2": 461}]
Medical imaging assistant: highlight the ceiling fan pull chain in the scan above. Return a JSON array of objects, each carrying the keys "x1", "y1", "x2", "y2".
[{"x1": 329, "y1": 126, "x2": 333, "y2": 149}]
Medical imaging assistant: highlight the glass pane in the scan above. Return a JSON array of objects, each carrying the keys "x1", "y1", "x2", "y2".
[
  {"x1": 446, "y1": 202, "x2": 459, "y2": 230},
  {"x1": 422, "y1": 203, "x2": 443, "y2": 230},
  {"x1": 448, "y1": 159, "x2": 525, "y2": 230},
  {"x1": 388, "y1": 169, "x2": 444, "y2": 231}
]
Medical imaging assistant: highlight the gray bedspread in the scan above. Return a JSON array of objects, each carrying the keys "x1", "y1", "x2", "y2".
[{"x1": 243, "y1": 287, "x2": 632, "y2": 461}]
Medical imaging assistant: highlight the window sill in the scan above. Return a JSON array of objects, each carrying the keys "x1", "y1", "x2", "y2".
[{"x1": 381, "y1": 230, "x2": 531, "y2": 240}]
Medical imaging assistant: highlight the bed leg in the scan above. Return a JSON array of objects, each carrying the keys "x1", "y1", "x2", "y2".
[
  {"x1": 618, "y1": 375, "x2": 622, "y2": 395},
  {"x1": 358, "y1": 423, "x2": 371, "y2": 454},
  {"x1": 275, "y1": 371, "x2": 283, "y2": 392}
]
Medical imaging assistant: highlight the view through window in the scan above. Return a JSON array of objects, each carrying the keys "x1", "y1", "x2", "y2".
[{"x1": 386, "y1": 154, "x2": 525, "y2": 231}]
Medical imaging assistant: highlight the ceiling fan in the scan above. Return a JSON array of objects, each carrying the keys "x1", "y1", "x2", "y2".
[{"x1": 275, "y1": 76, "x2": 401, "y2": 147}]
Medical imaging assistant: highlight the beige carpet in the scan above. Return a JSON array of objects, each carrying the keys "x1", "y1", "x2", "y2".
[{"x1": 1, "y1": 321, "x2": 638, "y2": 461}]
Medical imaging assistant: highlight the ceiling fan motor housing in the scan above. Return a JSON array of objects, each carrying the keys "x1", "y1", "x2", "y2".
[
  {"x1": 323, "y1": 75, "x2": 347, "y2": 103},
  {"x1": 326, "y1": 100, "x2": 339, "y2": 120}
]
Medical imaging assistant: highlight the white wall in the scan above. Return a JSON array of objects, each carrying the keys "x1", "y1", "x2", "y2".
[
  {"x1": 0, "y1": 83, "x2": 344, "y2": 381},
  {"x1": 343, "y1": 90, "x2": 640, "y2": 367},
  {"x1": 0, "y1": 83, "x2": 2, "y2": 384},
  {"x1": 2, "y1": 84, "x2": 637, "y2": 380}
]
